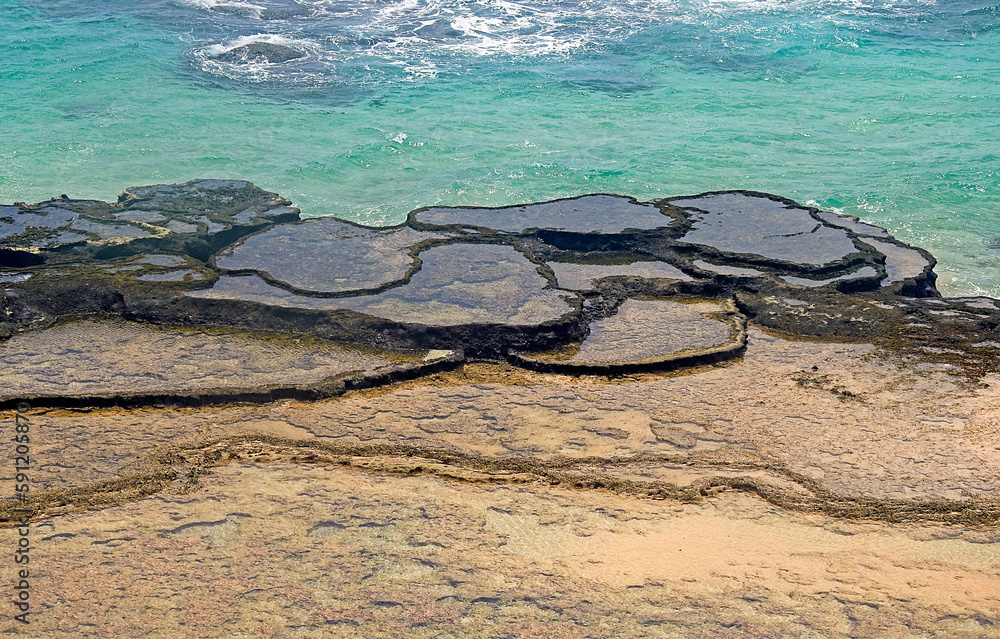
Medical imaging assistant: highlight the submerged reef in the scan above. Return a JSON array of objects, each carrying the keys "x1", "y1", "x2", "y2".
[{"x1": 0, "y1": 178, "x2": 996, "y2": 408}]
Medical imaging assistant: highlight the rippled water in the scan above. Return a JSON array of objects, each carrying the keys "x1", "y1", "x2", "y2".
[{"x1": 1, "y1": 0, "x2": 998, "y2": 295}]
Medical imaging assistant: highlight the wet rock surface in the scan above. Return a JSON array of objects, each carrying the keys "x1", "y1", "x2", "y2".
[
  {"x1": 548, "y1": 260, "x2": 694, "y2": 291},
  {"x1": 0, "y1": 182, "x2": 993, "y2": 387},
  {"x1": 1, "y1": 181, "x2": 998, "y2": 636},
  {"x1": 0, "y1": 183, "x2": 967, "y2": 370},
  {"x1": 513, "y1": 298, "x2": 745, "y2": 372},
  {"x1": 0, "y1": 179, "x2": 298, "y2": 268},
  {"x1": 213, "y1": 42, "x2": 306, "y2": 64},
  {"x1": 197, "y1": 243, "x2": 576, "y2": 328},
  {"x1": 671, "y1": 192, "x2": 861, "y2": 267},
  {"x1": 411, "y1": 194, "x2": 676, "y2": 234},
  {"x1": 214, "y1": 219, "x2": 436, "y2": 295}
]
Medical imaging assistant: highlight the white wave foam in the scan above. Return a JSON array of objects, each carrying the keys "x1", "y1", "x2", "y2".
[
  {"x1": 356, "y1": 0, "x2": 604, "y2": 57},
  {"x1": 194, "y1": 34, "x2": 328, "y2": 84},
  {"x1": 177, "y1": 0, "x2": 270, "y2": 20},
  {"x1": 182, "y1": 0, "x2": 946, "y2": 84},
  {"x1": 202, "y1": 32, "x2": 322, "y2": 57}
]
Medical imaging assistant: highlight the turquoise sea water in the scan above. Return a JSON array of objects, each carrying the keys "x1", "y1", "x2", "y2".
[{"x1": 1, "y1": 0, "x2": 998, "y2": 296}]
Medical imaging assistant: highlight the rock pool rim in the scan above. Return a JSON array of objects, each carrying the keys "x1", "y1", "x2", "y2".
[{"x1": 2, "y1": 179, "x2": 994, "y2": 410}]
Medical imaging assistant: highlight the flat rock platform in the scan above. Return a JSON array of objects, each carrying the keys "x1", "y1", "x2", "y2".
[{"x1": 1, "y1": 181, "x2": 997, "y2": 637}]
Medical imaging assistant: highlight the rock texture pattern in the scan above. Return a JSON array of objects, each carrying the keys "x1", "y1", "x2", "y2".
[
  {"x1": 0, "y1": 183, "x2": 962, "y2": 377},
  {"x1": 1, "y1": 181, "x2": 998, "y2": 637}
]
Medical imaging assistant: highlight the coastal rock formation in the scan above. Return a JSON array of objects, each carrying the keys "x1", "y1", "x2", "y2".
[
  {"x1": 0, "y1": 178, "x2": 298, "y2": 267},
  {"x1": 0, "y1": 318, "x2": 459, "y2": 409},
  {"x1": 2, "y1": 180, "x2": 999, "y2": 637},
  {"x1": 512, "y1": 298, "x2": 746, "y2": 373},
  {"x1": 0, "y1": 180, "x2": 984, "y2": 394},
  {"x1": 213, "y1": 219, "x2": 438, "y2": 295}
]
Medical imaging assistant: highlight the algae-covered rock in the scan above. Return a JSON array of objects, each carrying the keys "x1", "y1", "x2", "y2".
[
  {"x1": 0, "y1": 179, "x2": 299, "y2": 269},
  {"x1": 1, "y1": 180, "x2": 994, "y2": 392}
]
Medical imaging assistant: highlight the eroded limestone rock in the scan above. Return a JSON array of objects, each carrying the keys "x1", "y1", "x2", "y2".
[
  {"x1": 215, "y1": 219, "x2": 437, "y2": 294},
  {"x1": 2, "y1": 181, "x2": 1000, "y2": 639},
  {"x1": 412, "y1": 194, "x2": 676, "y2": 234},
  {"x1": 671, "y1": 192, "x2": 860, "y2": 266},
  {"x1": 0, "y1": 180, "x2": 992, "y2": 398},
  {"x1": 195, "y1": 243, "x2": 576, "y2": 327},
  {"x1": 0, "y1": 179, "x2": 299, "y2": 268},
  {"x1": 513, "y1": 298, "x2": 746, "y2": 372}
]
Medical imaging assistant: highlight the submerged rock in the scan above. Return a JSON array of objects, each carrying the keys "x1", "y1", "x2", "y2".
[
  {"x1": 215, "y1": 42, "x2": 306, "y2": 64},
  {"x1": 413, "y1": 19, "x2": 464, "y2": 39}
]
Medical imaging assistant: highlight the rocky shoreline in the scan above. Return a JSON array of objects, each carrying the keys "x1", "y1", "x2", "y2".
[
  {"x1": 2, "y1": 179, "x2": 996, "y2": 408},
  {"x1": 2, "y1": 180, "x2": 998, "y2": 636}
]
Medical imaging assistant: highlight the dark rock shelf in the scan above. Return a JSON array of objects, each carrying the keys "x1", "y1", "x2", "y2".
[
  {"x1": 548, "y1": 260, "x2": 694, "y2": 292},
  {"x1": 1, "y1": 180, "x2": 995, "y2": 406},
  {"x1": 512, "y1": 298, "x2": 746, "y2": 373},
  {"x1": 214, "y1": 219, "x2": 439, "y2": 295},
  {"x1": 411, "y1": 194, "x2": 676, "y2": 234},
  {"x1": 670, "y1": 192, "x2": 861, "y2": 267}
]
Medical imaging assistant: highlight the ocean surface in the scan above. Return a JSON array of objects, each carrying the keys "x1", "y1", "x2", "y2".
[{"x1": 1, "y1": 0, "x2": 998, "y2": 296}]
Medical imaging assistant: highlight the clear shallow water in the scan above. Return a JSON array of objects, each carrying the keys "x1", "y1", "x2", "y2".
[{"x1": 1, "y1": 0, "x2": 998, "y2": 296}]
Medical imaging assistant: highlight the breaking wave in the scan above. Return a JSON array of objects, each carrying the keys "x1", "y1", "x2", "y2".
[{"x1": 176, "y1": 0, "x2": 956, "y2": 85}]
